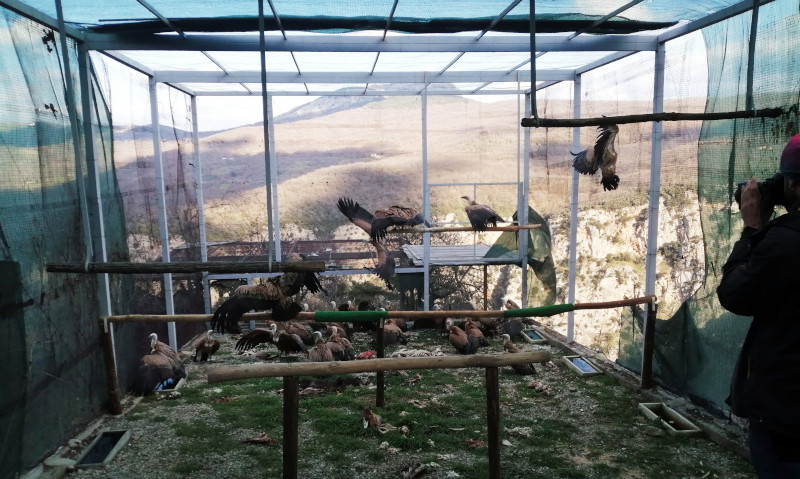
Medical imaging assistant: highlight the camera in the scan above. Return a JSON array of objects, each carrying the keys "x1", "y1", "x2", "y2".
[{"x1": 734, "y1": 172, "x2": 786, "y2": 212}]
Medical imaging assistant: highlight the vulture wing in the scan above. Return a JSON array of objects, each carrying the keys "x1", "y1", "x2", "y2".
[
  {"x1": 337, "y1": 197, "x2": 375, "y2": 235},
  {"x1": 338, "y1": 197, "x2": 397, "y2": 289},
  {"x1": 235, "y1": 328, "x2": 275, "y2": 351},
  {"x1": 572, "y1": 124, "x2": 620, "y2": 191},
  {"x1": 211, "y1": 284, "x2": 280, "y2": 333},
  {"x1": 371, "y1": 205, "x2": 428, "y2": 241},
  {"x1": 276, "y1": 332, "x2": 308, "y2": 355}
]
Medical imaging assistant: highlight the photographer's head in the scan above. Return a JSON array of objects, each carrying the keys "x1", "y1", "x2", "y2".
[{"x1": 780, "y1": 133, "x2": 800, "y2": 209}]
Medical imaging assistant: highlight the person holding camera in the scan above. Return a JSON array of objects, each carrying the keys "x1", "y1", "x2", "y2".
[{"x1": 717, "y1": 133, "x2": 800, "y2": 479}]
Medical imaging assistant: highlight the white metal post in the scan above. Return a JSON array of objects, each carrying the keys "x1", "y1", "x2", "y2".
[
  {"x1": 421, "y1": 85, "x2": 430, "y2": 311},
  {"x1": 645, "y1": 44, "x2": 665, "y2": 297},
  {"x1": 267, "y1": 94, "x2": 281, "y2": 260},
  {"x1": 190, "y1": 96, "x2": 211, "y2": 315},
  {"x1": 566, "y1": 75, "x2": 582, "y2": 344},
  {"x1": 149, "y1": 78, "x2": 177, "y2": 350}
]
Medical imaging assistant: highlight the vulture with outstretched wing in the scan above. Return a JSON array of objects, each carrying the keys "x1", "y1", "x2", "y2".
[
  {"x1": 210, "y1": 252, "x2": 325, "y2": 334},
  {"x1": 132, "y1": 333, "x2": 186, "y2": 395},
  {"x1": 461, "y1": 196, "x2": 503, "y2": 231},
  {"x1": 337, "y1": 197, "x2": 405, "y2": 290},
  {"x1": 192, "y1": 330, "x2": 220, "y2": 362},
  {"x1": 370, "y1": 205, "x2": 428, "y2": 241},
  {"x1": 572, "y1": 123, "x2": 620, "y2": 191}
]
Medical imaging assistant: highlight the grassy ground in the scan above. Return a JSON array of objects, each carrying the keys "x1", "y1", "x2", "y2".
[{"x1": 66, "y1": 327, "x2": 755, "y2": 479}]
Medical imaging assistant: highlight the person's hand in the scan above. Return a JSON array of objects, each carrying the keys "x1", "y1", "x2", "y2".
[{"x1": 740, "y1": 177, "x2": 765, "y2": 229}]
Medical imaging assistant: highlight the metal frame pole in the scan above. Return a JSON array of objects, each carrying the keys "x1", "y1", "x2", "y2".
[
  {"x1": 190, "y1": 96, "x2": 212, "y2": 315},
  {"x1": 148, "y1": 77, "x2": 177, "y2": 350},
  {"x1": 566, "y1": 75, "x2": 582, "y2": 343},
  {"x1": 421, "y1": 84, "x2": 431, "y2": 311},
  {"x1": 520, "y1": 93, "x2": 532, "y2": 307}
]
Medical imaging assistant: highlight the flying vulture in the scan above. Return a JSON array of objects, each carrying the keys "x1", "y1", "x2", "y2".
[
  {"x1": 461, "y1": 196, "x2": 503, "y2": 231},
  {"x1": 210, "y1": 252, "x2": 325, "y2": 334},
  {"x1": 132, "y1": 333, "x2": 186, "y2": 395},
  {"x1": 572, "y1": 123, "x2": 620, "y2": 191},
  {"x1": 192, "y1": 330, "x2": 220, "y2": 362},
  {"x1": 308, "y1": 331, "x2": 334, "y2": 362},
  {"x1": 501, "y1": 333, "x2": 537, "y2": 375},
  {"x1": 337, "y1": 197, "x2": 406, "y2": 290}
]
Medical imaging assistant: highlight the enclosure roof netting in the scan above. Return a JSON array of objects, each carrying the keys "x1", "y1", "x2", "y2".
[{"x1": 12, "y1": 0, "x2": 752, "y2": 34}]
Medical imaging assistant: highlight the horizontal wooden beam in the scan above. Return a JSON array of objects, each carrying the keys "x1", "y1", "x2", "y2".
[
  {"x1": 387, "y1": 224, "x2": 542, "y2": 234},
  {"x1": 207, "y1": 351, "x2": 550, "y2": 383},
  {"x1": 98, "y1": 296, "x2": 656, "y2": 323},
  {"x1": 521, "y1": 108, "x2": 785, "y2": 128},
  {"x1": 46, "y1": 260, "x2": 325, "y2": 274}
]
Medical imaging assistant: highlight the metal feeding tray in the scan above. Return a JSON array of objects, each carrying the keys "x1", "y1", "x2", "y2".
[
  {"x1": 638, "y1": 403, "x2": 702, "y2": 436},
  {"x1": 520, "y1": 328, "x2": 547, "y2": 344},
  {"x1": 562, "y1": 355, "x2": 603, "y2": 376},
  {"x1": 74, "y1": 429, "x2": 131, "y2": 469}
]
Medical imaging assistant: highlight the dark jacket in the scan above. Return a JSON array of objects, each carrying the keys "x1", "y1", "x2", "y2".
[{"x1": 716, "y1": 205, "x2": 800, "y2": 436}]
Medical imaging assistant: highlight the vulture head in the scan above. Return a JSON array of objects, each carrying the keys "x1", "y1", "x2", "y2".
[{"x1": 148, "y1": 333, "x2": 159, "y2": 352}]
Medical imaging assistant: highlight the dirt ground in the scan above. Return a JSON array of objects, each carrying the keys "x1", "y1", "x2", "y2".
[{"x1": 55, "y1": 322, "x2": 755, "y2": 479}]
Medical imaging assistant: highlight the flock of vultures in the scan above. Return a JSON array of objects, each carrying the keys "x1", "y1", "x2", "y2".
[{"x1": 133, "y1": 195, "x2": 536, "y2": 396}]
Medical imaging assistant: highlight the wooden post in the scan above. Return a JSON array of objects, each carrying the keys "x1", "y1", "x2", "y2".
[
  {"x1": 483, "y1": 264, "x2": 488, "y2": 310},
  {"x1": 283, "y1": 376, "x2": 299, "y2": 479},
  {"x1": 376, "y1": 318, "x2": 385, "y2": 408},
  {"x1": 100, "y1": 322, "x2": 123, "y2": 415},
  {"x1": 641, "y1": 301, "x2": 657, "y2": 389},
  {"x1": 486, "y1": 367, "x2": 501, "y2": 479}
]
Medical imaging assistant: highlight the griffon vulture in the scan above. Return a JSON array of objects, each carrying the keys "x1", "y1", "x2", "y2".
[
  {"x1": 308, "y1": 331, "x2": 334, "y2": 362},
  {"x1": 446, "y1": 319, "x2": 479, "y2": 355},
  {"x1": 501, "y1": 334, "x2": 537, "y2": 375},
  {"x1": 337, "y1": 197, "x2": 406, "y2": 290},
  {"x1": 132, "y1": 333, "x2": 186, "y2": 395},
  {"x1": 572, "y1": 123, "x2": 620, "y2": 191},
  {"x1": 192, "y1": 330, "x2": 220, "y2": 362},
  {"x1": 461, "y1": 196, "x2": 503, "y2": 231},
  {"x1": 210, "y1": 252, "x2": 325, "y2": 334}
]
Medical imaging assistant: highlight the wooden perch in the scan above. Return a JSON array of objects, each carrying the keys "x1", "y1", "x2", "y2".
[
  {"x1": 46, "y1": 260, "x2": 325, "y2": 274},
  {"x1": 386, "y1": 224, "x2": 541, "y2": 234},
  {"x1": 521, "y1": 107, "x2": 785, "y2": 128},
  {"x1": 98, "y1": 295, "x2": 656, "y2": 324},
  {"x1": 207, "y1": 351, "x2": 551, "y2": 383}
]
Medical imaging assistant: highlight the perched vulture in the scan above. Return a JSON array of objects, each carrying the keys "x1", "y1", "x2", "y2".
[
  {"x1": 192, "y1": 330, "x2": 220, "y2": 362},
  {"x1": 497, "y1": 319, "x2": 525, "y2": 341},
  {"x1": 327, "y1": 334, "x2": 356, "y2": 361},
  {"x1": 210, "y1": 252, "x2": 325, "y2": 333},
  {"x1": 271, "y1": 323, "x2": 309, "y2": 357},
  {"x1": 308, "y1": 331, "x2": 334, "y2": 362},
  {"x1": 501, "y1": 334, "x2": 537, "y2": 375},
  {"x1": 461, "y1": 196, "x2": 503, "y2": 231},
  {"x1": 336, "y1": 197, "x2": 401, "y2": 290},
  {"x1": 504, "y1": 298, "x2": 521, "y2": 310},
  {"x1": 285, "y1": 321, "x2": 315, "y2": 346},
  {"x1": 463, "y1": 318, "x2": 490, "y2": 347},
  {"x1": 447, "y1": 320, "x2": 479, "y2": 355},
  {"x1": 381, "y1": 318, "x2": 409, "y2": 346},
  {"x1": 132, "y1": 333, "x2": 186, "y2": 395},
  {"x1": 572, "y1": 123, "x2": 620, "y2": 191}
]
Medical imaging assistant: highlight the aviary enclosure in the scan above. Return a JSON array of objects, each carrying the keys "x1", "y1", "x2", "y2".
[{"x1": 0, "y1": 0, "x2": 798, "y2": 477}]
